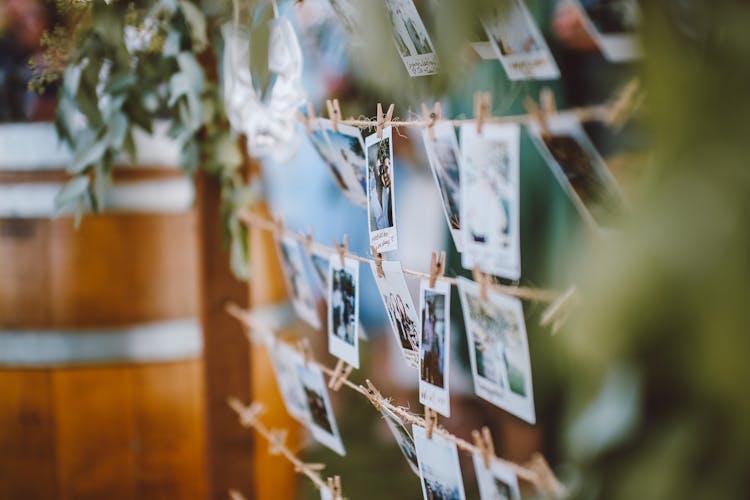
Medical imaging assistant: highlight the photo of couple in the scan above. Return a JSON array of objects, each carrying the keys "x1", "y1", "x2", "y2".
[
  {"x1": 423, "y1": 122, "x2": 462, "y2": 252},
  {"x1": 366, "y1": 127, "x2": 398, "y2": 252},
  {"x1": 383, "y1": 292, "x2": 419, "y2": 352},
  {"x1": 328, "y1": 257, "x2": 360, "y2": 368}
]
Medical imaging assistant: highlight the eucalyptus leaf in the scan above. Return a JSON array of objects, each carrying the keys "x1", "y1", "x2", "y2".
[
  {"x1": 176, "y1": 51, "x2": 205, "y2": 92},
  {"x1": 63, "y1": 63, "x2": 84, "y2": 97},
  {"x1": 168, "y1": 72, "x2": 193, "y2": 106},
  {"x1": 178, "y1": 0, "x2": 208, "y2": 52},
  {"x1": 54, "y1": 176, "x2": 90, "y2": 211},
  {"x1": 69, "y1": 139, "x2": 108, "y2": 174},
  {"x1": 162, "y1": 29, "x2": 182, "y2": 56},
  {"x1": 104, "y1": 72, "x2": 137, "y2": 94},
  {"x1": 105, "y1": 113, "x2": 129, "y2": 150}
]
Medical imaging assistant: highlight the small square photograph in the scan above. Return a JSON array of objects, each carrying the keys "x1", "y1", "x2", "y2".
[
  {"x1": 418, "y1": 278, "x2": 452, "y2": 417},
  {"x1": 422, "y1": 122, "x2": 463, "y2": 252},
  {"x1": 526, "y1": 112, "x2": 625, "y2": 229},
  {"x1": 307, "y1": 120, "x2": 367, "y2": 207},
  {"x1": 267, "y1": 338, "x2": 310, "y2": 423},
  {"x1": 459, "y1": 123, "x2": 521, "y2": 280},
  {"x1": 369, "y1": 260, "x2": 420, "y2": 369},
  {"x1": 380, "y1": 405, "x2": 420, "y2": 476},
  {"x1": 483, "y1": 0, "x2": 560, "y2": 80},
  {"x1": 384, "y1": 0, "x2": 440, "y2": 77},
  {"x1": 472, "y1": 453, "x2": 521, "y2": 500},
  {"x1": 327, "y1": 256, "x2": 360, "y2": 368},
  {"x1": 366, "y1": 126, "x2": 398, "y2": 253},
  {"x1": 277, "y1": 235, "x2": 322, "y2": 330},
  {"x1": 413, "y1": 424, "x2": 467, "y2": 500},
  {"x1": 323, "y1": 120, "x2": 368, "y2": 199},
  {"x1": 295, "y1": 358, "x2": 346, "y2": 456},
  {"x1": 328, "y1": 0, "x2": 362, "y2": 39},
  {"x1": 572, "y1": 0, "x2": 642, "y2": 62},
  {"x1": 457, "y1": 277, "x2": 535, "y2": 424}
]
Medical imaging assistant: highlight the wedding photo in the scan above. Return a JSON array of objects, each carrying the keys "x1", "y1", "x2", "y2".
[
  {"x1": 472, "y1": 454, "x2": 521, "y2": 500},
  {"x1": 460, "y1": 123, "x2": 521, "y2": 280},
  {"x1": 423, "y1": 122, "x2": 462, "y2": 252},
  {"x1": 366, "y1": 127, "x2": 398, "y2": 252},
  {"x1": 295, "y1": 360, "x2": 346, "y2": 456},
  {"x1": 572, "y1": 0, "x2": 642, "y2": 61},
  {"x1": 328, "y1": 257, "x2": 360, "y2": 367},
  {"x1": 277, "y1": 235, "x2": 321, "y2": 329},
  {"x1": 413, "y1": 425, "x2": 467, "y2": 500},
  {"x1": 268, "y1": 339, "x2": 310, "y2": 423},
  {"x1": 384, "y1": 0, "x2": 439, "y2": 76},
  {"x1": 381, "y1": 406, "x2": 420, "y2": 476},
  {"x1": 419, "y1": 279, "x2": 452, "y2": 417}
]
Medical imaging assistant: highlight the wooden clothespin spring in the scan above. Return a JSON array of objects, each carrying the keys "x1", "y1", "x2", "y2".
[
  {"x1": 428, "y1": 251, "x2": 446, "y2": 288},
  {"x1": 371, "y1": 245, "x2": 385, "y2": 278},
  {"x1": 424, "y1": 406, "x2": 438, "y2": 440},
  {"x1": 421, "y1": 102, "x2": 442, "y2": 141},
  {"x1": 326, "y1": 476, "x2": 343, "y2": 500},
  {"x1": 334, "y1": 235, "x2": 348, "y2": 268}
]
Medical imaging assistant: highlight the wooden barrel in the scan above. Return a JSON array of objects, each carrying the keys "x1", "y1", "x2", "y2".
[{"x1": 0, "y1": 123, "x2": 207, "y2": 500}]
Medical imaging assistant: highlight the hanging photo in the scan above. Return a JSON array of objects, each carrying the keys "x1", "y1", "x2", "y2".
[
  {"x1": 328, "y1": 0, "x2": 363, "y2": 39},
  {"x1": 384, "y1": 0, "x2": 440, "y2": 77},
  {"x1": 267, "y1": 337, "x2": 310, "y2": 423},
  {"x1": 457, "y1": 277, "x2": 535, "y2": 424},
  {"x1": 422, "y1": 122, "x2": 463, "y2": 252},
  {"x1": 323, "y1": 121, "x2": 369, "y2": 199},
  {"x1": 380, "y1": 406, "x2": 420, "y2": 476},
  {"x1": 472, "y1": 453, "x2": 521, "y2": 500},
  {"x1": 483, "y1": 0, "x2": 560, "y2": 81},
  {"x1": 572, "y1": 0, "x2": 642, "y2": 62},
  {"x1": 369, "y1": 260, "x2": 420, "y2": 369},
  {"x1": 327, "y1": 256, "x2": 360, "y2": 368},
  {"x1": 459, "y1": 123, "x2": 521, "y2": 280},
  {"x1": 277, "y1": 235, "x2": 322, "y2": 329},
  {"x1": 307, "y1": 119, "x2": 367, "y2": 206},
  {"x1": 526, "y1": 112, "x2": 625, "y2": 229},
  {"x1": 294, "y1": 357, "x2": 347, "y2": 456},
  {"x1": 413, "y1": 424, "x2": 467, "y2": 500},
  {"x1": 418, "y1": 278, "x2": 452, "y2": 417},
  {"x1": 366, "y1": 126, "x2": 398, "y2": 253}
]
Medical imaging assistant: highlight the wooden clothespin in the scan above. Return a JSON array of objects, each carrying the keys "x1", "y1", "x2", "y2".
[
  {"x1": 268, "y1": 428, "x2": 288, "y2": 455},
  {"x1": 326, "y1": 98, "x2": 342, "y2": 132},
  {"x1": 273, "y1": 214, "x2": 285, "y2": 238},
  {"x1": 302, "y1": 102, "x2": 317, "y2": 132},
  {"x1": 297, "y1": 337, "x2": 313, "y2": 367},
  {"x1": 365, "y1": 379, "x2": 383, "y2": 411},
  {"x1": 472, "y1": 265, "x2": 491, "y2": 301},
  {"x1": 525, "y1": 452, "x2": 567, "y2": 498},
  {"x1": 607, "y1": 78, "x2": 642, "y2": 130},
  {"x1": 421, "y1": 102, "x2": 442, "y2": 141},
  {"x1": 376, "y1": 102, "x2": 395, "y2": 139},
  {"x1": 227, "y1": 398, "x2": 265, "y2": 428},
  {"x1": 295, "y1": 462, "x2": 326, "y2": 473},
  {"x1": 326, "y1": 476, "x2": 343, "y2": 500},
  {"x1": 540, "y1": 285, "x2": 577, "y2": 331},
  {"x1": 473, "y1": 91, "x2": 492, "y2": 134},
  {"x1": 301, "y1": 227, "x2": 315, "y2": 256},
  {"x1": 472, "y1": 426, "x2": 496, "y2": 469},
  {"x1": 327, "y1": 359, "x2": 354, "y2": 391},
  {"x1": 524, "y1": 90, "x2": 554, "y2": 137},
  {"x1": 370, "y1": 245, "x2": 385, "y2": 278},
  {"x1": 424, "y1": 406, "x2": 438, "y2": 440},
  {"x1": 428, "y1": 251, "x2": 446, "y2": 288},
  {"x1": 334, "y1": 235, "x2": 348, "y2": 267}
]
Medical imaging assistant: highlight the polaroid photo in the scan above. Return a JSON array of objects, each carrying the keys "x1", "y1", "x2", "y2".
[
  {"x1": 422, "y1": 122, "x2": 463, "y2": 252},
  {"x1": 365, "y1": 126, "x2": 398, "y2": 253},
  {"x1": 328, "y1": 0, "x2": 362, "y2": 40},
  {"x1": 277, "y1": 235, "x2": 321, "y2": 329},
  {"x1": 418, "y1": 278, "x2": 452, "y2": 417},
  {"x1": 483, "y1": 0, "x2": 560, "y2": 81},
  {"x1": 294, "y1": 356, "x2": 346, "y2": 456},
  {"x1": 472, "y1": 453, "x2": 521, "y2": 500},
  {"x1": 384, "y1": 0, "x2": 439, "y2": 77},
  {"x1": 308, "y1": 119, "x2": 367, "y2": 206},
  {"x1": 327, "y1": 256, "x2": 360, "y2": 368},
  {"x1": 457, "y1": 277, "x2": 535, "y2": 424},
  {"x1": 459, "y1": 123, "x2": 521, "y2": 280},
  {"x1": 380, "y1": 405, "x2": 420, "y2": 476},
  {"x1": 320, "y1": 119, "x2": 368, "y2": 205},
  {"x1": 267, "y1": 338, "x2": 310, "y2": 423},
  {"x1": 572, "y1": 0, "x2": 642, "y2": 62},
  {"x1": 413, "y1": 424, "x2": 467, "y2": 500},
  {"x1": 526, "y1": 112, "x2": 625, "y2": 229},
  {"x1": 369, "y1": 260, "x2": 420, "y2": 369},
  {"x1": 471, "y1": 41, "x2": 498, "y2": 60}
]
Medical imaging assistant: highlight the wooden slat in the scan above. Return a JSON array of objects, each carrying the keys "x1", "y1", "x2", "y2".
[
  {"x1": 196, "y1": 170, "x2": 254, "y2": 499},
  {"x1": 0, "y1": 369, "x2": 58, "y2": 499},
  {"x1": 132, "y1": 361, "x2": 207, "y2": 499},
  {"x1": 52, "y1": 366, "x2": 138, "y2": 500}
]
